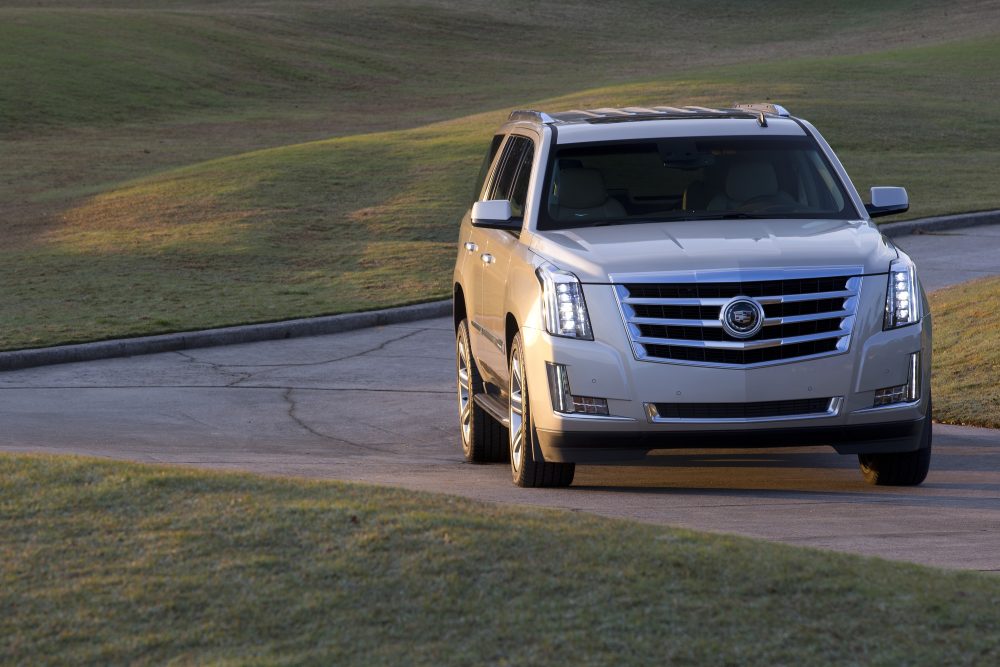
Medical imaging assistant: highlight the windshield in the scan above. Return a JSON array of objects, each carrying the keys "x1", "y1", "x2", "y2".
[{"x1": 538, "y1": 136, "x2": 859, "y2": 230}]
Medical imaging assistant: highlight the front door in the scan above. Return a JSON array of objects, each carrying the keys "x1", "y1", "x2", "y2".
[{"x1": 474, "y1": 134, "x2": 535, "y2": 384}]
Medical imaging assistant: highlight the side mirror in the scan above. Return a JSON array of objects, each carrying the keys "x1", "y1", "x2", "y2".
[
  {"x1": 472, "y1": 199, "x2": 520, "y2": 230},
  {"x1": 865, "y1": 186, "x2": 909, "y2": 218}
]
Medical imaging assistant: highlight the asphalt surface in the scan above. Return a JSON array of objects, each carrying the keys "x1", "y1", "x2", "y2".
[
  {"x1": 2, "y1": 224, "x2": 999, "y2": 571},
  {"x1": 892, "y1": 223, "x2": 1000, "y2": 291}
]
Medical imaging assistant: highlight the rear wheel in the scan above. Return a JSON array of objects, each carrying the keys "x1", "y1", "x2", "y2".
[
  {"x1": 456, "y1": 320, "x2": 507, "y2": 463},
  {"x1": 508, "y1": 332, "x2": 575, "y2": 488},
  {"x1": 858, "y1": 398, "x2": 932, "y2": 486}
]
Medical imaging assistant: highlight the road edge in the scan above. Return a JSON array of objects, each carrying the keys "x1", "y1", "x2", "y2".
[
  {"x1": 3, "y1": 209, "x2": 997, "y2": 372},
  {"x1": 0, "y1": 300, "x2": 452, "y2": 372},
  {"x1": 878, "y1": 209, "x2": 1000, "y2": 237}
]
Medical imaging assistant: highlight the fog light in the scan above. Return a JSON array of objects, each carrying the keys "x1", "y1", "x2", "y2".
[
  {"x1": 873, "y1": 352, "x2": 921, "y2": 406},
  {"x1": 572, "y1": 395, "x2": 610, "y2": 415},
  {"x1": 546, "y1": 362, "x2": 609, "y2": 415},
  {"x1": 874, "y1": 385, "x2": 907, "y2": 406}
]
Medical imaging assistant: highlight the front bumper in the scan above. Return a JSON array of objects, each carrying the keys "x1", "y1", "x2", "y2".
[
  {"x1": 535, "y1": 418, "x2": 927, "y2": 463},
  {"x1": 522, "y1": 280, "x2": 932, "y2": 463}
]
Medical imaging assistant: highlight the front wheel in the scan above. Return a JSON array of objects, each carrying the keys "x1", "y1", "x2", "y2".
[
  {"x1": 858, "y1": 398, "x2": 932, "y2": 486},
  {"x1": 508, "y1": 332, "x2": 575, "y2": 488}
]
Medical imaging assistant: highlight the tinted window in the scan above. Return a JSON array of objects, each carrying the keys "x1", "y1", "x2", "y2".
[
  {"x1": 471, "y1": 134, "x2": 505, "y2": 203},
  {"x1": 484, "y1": 135, "x2": 534, "y2": 220},
  {"x1": 507, "y1": 142, "x2": 534, "y2": 219},
  {"x1": 538, "y1": 136, "x2": 858, "y2": 230}
]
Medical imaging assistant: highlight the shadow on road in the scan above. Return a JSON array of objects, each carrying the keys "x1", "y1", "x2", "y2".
[{"x1": 563, "y1": 446, "x2": 1000, "y2": 511}]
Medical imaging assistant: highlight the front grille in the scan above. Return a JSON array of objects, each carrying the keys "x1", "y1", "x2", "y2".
[
  {"x1": 652, "y1": 398, "x2": 833, "y2": 420},
  {"x1": 625, "y1": 276, "x2": 849, "y2": 299},
  {"x1": 613, "y1": 269, "x2": 862, "y2": 367}
]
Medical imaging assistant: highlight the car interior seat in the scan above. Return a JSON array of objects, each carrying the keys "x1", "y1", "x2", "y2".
[
  {"x1": 554, "y1": 168, "x2": 627, "y2": 222},
  {"x1": 707, "y1": 161, "x2": 793, "y2": 211}
]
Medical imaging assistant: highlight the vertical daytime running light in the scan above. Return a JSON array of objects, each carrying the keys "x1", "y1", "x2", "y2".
[
  {"x1": 536, "y1": 262, "x2": 593, "y2": 339},
  {"x1": 884, "y1": 256, "x2": 921, "y2": 329}
]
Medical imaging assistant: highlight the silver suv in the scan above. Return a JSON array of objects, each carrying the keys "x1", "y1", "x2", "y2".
[{"x1": 452, "y1": 104, "x2": 930, "y2": 488}]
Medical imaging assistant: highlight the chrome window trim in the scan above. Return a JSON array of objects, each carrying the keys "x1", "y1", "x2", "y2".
[
  {"x1": 611, "y1": 268, "x2": 863, "y2": 369},
  {"x1": 645, "y1": 397, "x2": 844, "y2": 424}
]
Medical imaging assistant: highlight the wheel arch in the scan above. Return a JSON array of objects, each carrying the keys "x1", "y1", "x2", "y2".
[
  {"x1": 453, "y1": 283, "x2": 467, "y2": 332},
  {"x1": 505, "y1": 313, "x2": 519, "y2": 360}
]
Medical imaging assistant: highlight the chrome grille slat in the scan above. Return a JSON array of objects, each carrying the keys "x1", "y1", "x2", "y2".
[
  {"x1": 631, "y1": 309, "x2": 853, "y2": 328},
  {"x1": 764, "y1": 309, "x2": 854, "y2": 325},
  {"x1": 630, "y1": 317, "x2": 724, "y2": 328},
  {"x1": 623, "y1": 296, "x2": 731, "y2": 306},
  {"x1": 621, "y1": 288, "x2": 857, "y2": 307},
  {"x1": 613, "y1": 270, "x2": 862, "y2": 368},
  {"x1": 632, "y1": 326, "x2": 851, "y2": 350},
  {"x1": 610, "y1": 266, "x2": 866, "y2": 283}
]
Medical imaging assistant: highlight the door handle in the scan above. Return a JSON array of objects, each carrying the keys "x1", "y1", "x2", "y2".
[
  {"x1": 481, "y1": 253, "x2": 495, "y2": 264},
  {"x1": 464, "y1": 242, "x2": 478, "y2": 252}
]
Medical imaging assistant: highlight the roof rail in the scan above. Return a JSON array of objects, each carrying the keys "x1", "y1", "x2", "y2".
[
  {"x1": 506, "y1": 104, "x2": 792, "y2": 126},
  {"x1": 507, "y1": 109, "x2": 556, "y2": 124},
  {"x1": 732, "y1": 103, "x2": 790, "y2": 117}
]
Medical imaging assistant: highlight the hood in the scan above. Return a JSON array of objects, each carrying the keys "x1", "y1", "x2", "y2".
[{"x1": 527, "y1": 219, "x2": 896, "y2": 283}]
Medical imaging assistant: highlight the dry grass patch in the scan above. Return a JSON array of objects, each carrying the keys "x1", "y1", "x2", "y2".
[
  {"x1": 930, "y1": 276, "x2": 1000, "y2": 429},
  {"x1": 3, "y1": 453, "x2": 1000, "y2": 665}
]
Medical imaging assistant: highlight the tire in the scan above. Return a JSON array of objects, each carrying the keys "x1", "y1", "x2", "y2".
[
  {"x1": 456, "y1": 319, "x2": 507, "y2": 463},
  {"x1": 858, "y1": 397, "x2": 932, "y2": 486},
  {"x1": 508, "y1": 331, "x2": 575, "y2": 488}
]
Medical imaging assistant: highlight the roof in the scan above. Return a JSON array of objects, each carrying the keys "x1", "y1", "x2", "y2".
[
  {"x1": 508, "y1": 103, "x2": 791, "y2": 127},
  {"x1": 505, "y1": 103, "x2": 803, "y2": 144}
]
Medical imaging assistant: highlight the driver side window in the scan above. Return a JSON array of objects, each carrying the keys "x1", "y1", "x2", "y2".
[
  {"x1": 487, "y1": 135, "x2": 534, "y2": 219},
  {"x1": 471, "y1": 134, "x2": 505, "y2": 203}
]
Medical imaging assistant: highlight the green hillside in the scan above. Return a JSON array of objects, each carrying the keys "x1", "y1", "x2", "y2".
[
  {"x1": 1, "y1": 0, "x2": 969, "y2": 130},
  {"x1": 2, "y1": 1, "x2": 999, "y2": 350}
]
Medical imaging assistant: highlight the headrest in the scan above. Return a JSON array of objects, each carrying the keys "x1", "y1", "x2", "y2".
[
  {"x1": 558, "y1": 168, "x2": 609, "y2": 209},
  {"x1": 726, "y1": 162, "x2": 778, "y2": 202}
]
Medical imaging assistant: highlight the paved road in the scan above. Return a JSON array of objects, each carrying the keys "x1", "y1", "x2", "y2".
[
  {"x1": 2, "y1": 224, "x2": 999, "y2": 571},
  {"x1": 891, "y1": 223, "x2": 1000, "y2": 291}
]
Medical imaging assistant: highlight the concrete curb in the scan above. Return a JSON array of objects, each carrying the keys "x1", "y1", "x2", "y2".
[
  {"x1": 879, "y1": 209, "x2": 1000, "y2": 237},
  {"x1": 0, "y1": 300, "x2": 451, "y2": 372},
  {"x1": 2, "y1": 209, "x2": 997, "y2": 373}
]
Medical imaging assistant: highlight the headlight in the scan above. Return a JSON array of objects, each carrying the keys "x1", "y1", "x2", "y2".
[
  {"x1": 536, "y1": 262, "x2": 593, "y2": 339},
  {"x1": 884, "y1": 255, "x2": 921, "y2": 329}
]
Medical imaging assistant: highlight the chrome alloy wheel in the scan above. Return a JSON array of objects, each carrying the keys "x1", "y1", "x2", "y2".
[
  {"x1": 508, "y1": 345, "x2": 525, "y2": 475},
  {"x1": 456, "y1": 327, "x2": 473, "y2": 454}
]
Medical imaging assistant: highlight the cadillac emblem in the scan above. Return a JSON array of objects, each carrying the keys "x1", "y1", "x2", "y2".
[{"x1": 720, "y1": 297, "x2": 765, "y2": 339}]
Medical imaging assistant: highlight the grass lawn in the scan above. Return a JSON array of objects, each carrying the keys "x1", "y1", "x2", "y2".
[
  {"x1": 4, "y1": 34, "x2": 1000, "y2": 351},
  {"x1": 2, "y1": 454, "x2": 999, "y2": 665},
  {"x1": 1, "y1": 1, "x2": 999, "y2": 350},
  {"x1": 930, "y1": 276, "x2": 1000, "y2": 429}
]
